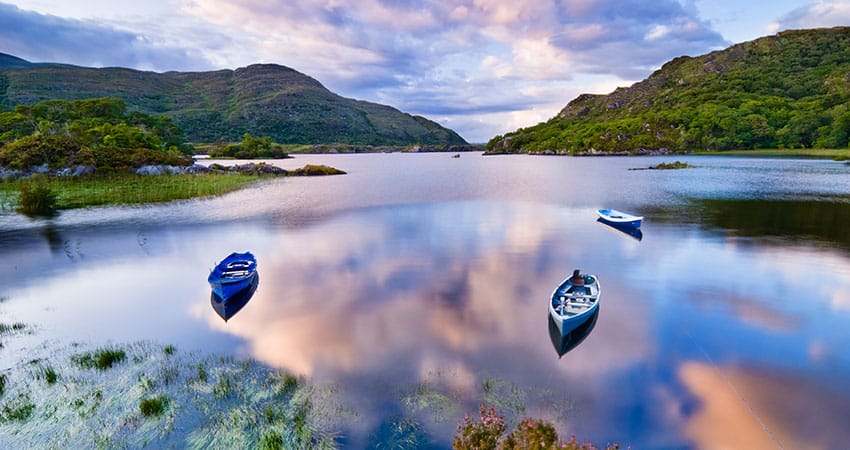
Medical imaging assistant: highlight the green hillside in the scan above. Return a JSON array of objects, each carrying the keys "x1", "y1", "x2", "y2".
[
  {"x1": 488, "y1": 27, "x2": 850, "y2": 154},
  {"x1": 0, "y1": 59, "x2": 466, "y2": 146}
]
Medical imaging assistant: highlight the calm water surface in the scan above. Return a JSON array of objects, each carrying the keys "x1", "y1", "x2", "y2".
[{"x1": 2, "y1": 153, "x2": 850, "y2": 448}]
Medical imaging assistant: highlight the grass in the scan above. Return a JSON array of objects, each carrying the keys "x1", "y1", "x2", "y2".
[
  {"x1": 0, "y1": 173, "x2": 261, "y2": 211},
  {"x1": 71, "y1": 348, "x2": 127, "y2": 370},
  {"x1": 693, "y1": 148, "x2": 850, "y2": 160},
  {"x1": 38, "y1": 366, "x2": 59, "y2": 385}
]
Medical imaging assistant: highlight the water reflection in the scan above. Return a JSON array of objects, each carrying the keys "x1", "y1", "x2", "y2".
[
  {"x1": 596, "y1": 218, "x2": 643, "y2": 241},
  {"x1": 686, "y1": 199, "x2": 850, "y2": 251},
  {"x1": 2, "y1": 155, "x2": 850, "y2": 448},
  {"x1": 211, "y1": 272, "x2": 259, "y2": 322},
  {"x1": 548, "y1": 308, "x2": 599, "y2": 358}
]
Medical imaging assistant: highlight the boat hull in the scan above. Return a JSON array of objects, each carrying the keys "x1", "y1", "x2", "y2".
[
  {"x1": 211, "y1": 272, "x2": 259, "y2": 321},
  {"x1": 549, "y1": 274, "x2": 601, "y2": 335},
  {"x1": 597, "y1": 209, "x2": 642, "y2": 228}
]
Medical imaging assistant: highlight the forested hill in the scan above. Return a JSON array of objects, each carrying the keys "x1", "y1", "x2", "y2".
[
  {"x1": 488, "y1": 27, "x2": 850, "y2": 154},
  {"x1": 0, "y1": 57, "x2": 467, "y2": 146}
]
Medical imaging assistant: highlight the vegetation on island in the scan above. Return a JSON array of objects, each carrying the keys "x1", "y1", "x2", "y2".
[
  {"x1": 205, "y1": 133, "x2": 290, "y2": 159},
  {"x1": 0, "y1": 58, "x2": 467, "y2": 146},
  {"x1": 650, "y1": 161, "x2": 694, "y2": 169},
  {"x1": 0, "y1": 97, "x2": 192, "y2": 170},
  {"x1": 488, "y1": 27, "x2": 850, "y2": 155}
]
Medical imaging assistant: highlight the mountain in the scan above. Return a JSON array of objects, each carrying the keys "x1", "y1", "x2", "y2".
[
  {"x1": 0, "y1": 56, "x2": 467, "y2": 146},
  {"x1": 488, "y1": 27, "x2": 850, "y2": 154}
]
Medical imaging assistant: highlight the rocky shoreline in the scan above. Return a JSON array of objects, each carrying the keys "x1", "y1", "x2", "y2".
[
  {"x1": 483, "y1": 147, "x2": 680, "y2": 156},
  {"x1": 0, "y1": 162, "x2": 345, "y2": 181}
]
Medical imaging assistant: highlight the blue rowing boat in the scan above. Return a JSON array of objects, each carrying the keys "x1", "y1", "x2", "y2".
[
  {"x1": 549, "y1": 269, "x2": 601, "y2": 335},
  {"x1": 597, "y1": 208, "x2": 643, "y2": 228},
  {"x1": 208, "y1": 252, "x2": 258, "y2": 302}
]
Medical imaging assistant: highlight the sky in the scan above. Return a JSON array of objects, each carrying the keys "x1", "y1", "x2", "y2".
[{"x1": 1, "y1": 1, "x2": 849, "y2": 142}]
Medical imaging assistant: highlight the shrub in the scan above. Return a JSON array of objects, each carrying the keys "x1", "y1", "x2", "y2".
[
  {"x1": 453, "y1": 405, "x2": 506, "y2": 450},
  {"x1": 502, "y1": 418, "x2": 560, "y2": 449},
  {"x1": 453, "y1": 406, "x2": 620, "y2": 450},
  {"x1": 17, "y1": 175, "x2": 58, "y2": 217}
]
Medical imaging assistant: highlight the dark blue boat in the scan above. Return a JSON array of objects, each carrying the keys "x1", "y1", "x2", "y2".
[{"x1": 208, "y1": 252, "x2": 258, "y2": 301}]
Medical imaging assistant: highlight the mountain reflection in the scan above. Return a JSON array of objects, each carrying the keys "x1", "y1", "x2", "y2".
[{"x1": 688, "y1": 199, "x2": 850, "y2": 250}]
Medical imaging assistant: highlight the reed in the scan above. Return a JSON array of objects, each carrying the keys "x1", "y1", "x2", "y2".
[
  {"x1": 693, "y1": 148, "x2": 850, "y2": 160},
  {"x1": 0, "y1": 173, "x2": 261, "y2": 210}
]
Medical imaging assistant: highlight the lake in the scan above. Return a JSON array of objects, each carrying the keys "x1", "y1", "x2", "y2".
[{"x1": 2, "y1": 153, "x2": 850, "y2": 448}]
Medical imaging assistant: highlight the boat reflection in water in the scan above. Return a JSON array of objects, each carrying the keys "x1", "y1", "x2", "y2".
[
  {"x1": 596, "y1": 218, "x2": 643, "y2": 241},
  {"x1": 210, "y1": 272, "x2": 259, "y2": 322},
  {"x1": 548, "y1": 307, "x2": 599, "y2": 359}
]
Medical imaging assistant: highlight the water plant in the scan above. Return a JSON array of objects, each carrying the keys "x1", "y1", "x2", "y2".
[
  {"x1": 0, "y1": 323, "x2": 26, "y2": 335},
  {"x1": 39, "y1": 366, "x2": 59, "y2": 385},
  {"x1": 259, "y1": 430, "x2": 283, "y2": 450},
  {"x1": 71, "y1": 347, "x2": 127, "y2": 370},
  {"x1": 139, "y1": 395, "x2": 168, "y2": 418},
  {"x1": 2, "y1": 394, "x2": 35, "y2": 422}
]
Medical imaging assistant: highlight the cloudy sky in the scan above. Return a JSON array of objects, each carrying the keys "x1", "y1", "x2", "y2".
[{"x1": 1, "y1": 1, "x2": 849, "y2": 142}]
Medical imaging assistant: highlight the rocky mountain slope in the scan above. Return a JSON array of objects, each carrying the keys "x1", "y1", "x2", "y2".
[{"x1": 488, "y1": 27, "x2": 850, "y2": 154}]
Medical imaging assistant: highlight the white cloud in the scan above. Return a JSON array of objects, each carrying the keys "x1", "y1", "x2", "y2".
[
  {"x1": 774, "y1": 1, "x2": 850, "y2": 30},
  {"x1": 0, "y1": 0, "x2": 731, "y2": 142}
]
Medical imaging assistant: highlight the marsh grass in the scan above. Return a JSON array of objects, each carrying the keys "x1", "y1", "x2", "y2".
[
  {"x1": 38, "y1": 366, "x2": 59, "y2": 385},
  {"x1": 2, "y1": 393, "x2": 35, "y2": 422},
  {"x1": 72, "y1": 348, "x2": 127, "y2": 370},
  {"x1": 0, "y1": 341, "x2": 337, "y2": 449},
  {"x1": 693, "y1": 148, "x2": 850, "y2": 160},
  {"x1": 0, "y1": 173, "x2": 261, "y2": 210},
  {"x1": 0, "y1": 323, "x2": 26, "y2": 335}
]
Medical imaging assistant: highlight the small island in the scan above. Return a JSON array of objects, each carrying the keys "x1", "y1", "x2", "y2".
[
  {"x1": 0, "y1": 98, "x2": 345, "y2": 217},
  {"x1": 629, "y1": 160, "x2": 695, "y2": 170}
]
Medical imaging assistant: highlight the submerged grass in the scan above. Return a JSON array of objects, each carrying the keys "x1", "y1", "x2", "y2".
[
  {"x1": 0, "y1": 173, "x2": 261, "y2": 211},
  {"x1": 0, "y1": 341, "x2": 337, "y2": 449},
  {"x1": 139, "y1": 395, "x2": 169, "y2": 418},
  {"x1": 0, "y1": 323, "x2": 25, "y2": 335},
  {"x1": 71, "y1": 348, "x2": 127, "y2": 370}
]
